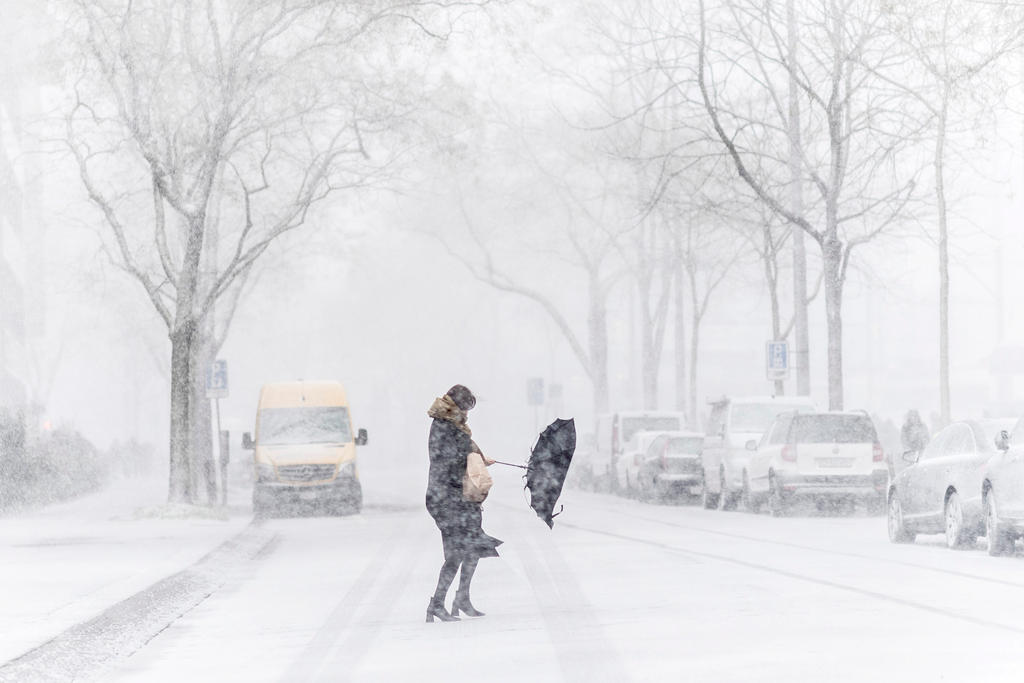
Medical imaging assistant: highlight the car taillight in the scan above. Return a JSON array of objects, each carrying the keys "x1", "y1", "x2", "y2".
[
  {"x1": 873, "y1": 442, "x2": 884, "y2": 462},
  {"x1": 781, "y1": 444, "x2": 797, "y2": 462}
]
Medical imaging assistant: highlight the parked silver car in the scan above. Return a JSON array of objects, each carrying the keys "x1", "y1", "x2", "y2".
[
  {"x1": 981, "y1": 417, "x2": 1024, "y2": 556},
  {"x1": 635, "y1": 432, "x2": 704, "y2": 503},
  {"x1": 888, "y1": 419, "x2": 1014, "y2": 549}
]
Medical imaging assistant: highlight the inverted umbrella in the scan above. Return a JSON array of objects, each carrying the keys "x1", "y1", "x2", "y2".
[
  {"x1": 527, "y1": 418, "x2": 576, "y2": 527},
  {"x1": 494, "y1": 418, "x2": 576, "y2": 528}
]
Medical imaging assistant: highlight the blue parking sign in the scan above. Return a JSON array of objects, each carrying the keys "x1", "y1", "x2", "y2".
[
  {"x1": 766, "y1": 341, "x2": 788, "y2": 381},
  {"x1": 206, "y1": 359, "x2": 229, "y2": 398}
]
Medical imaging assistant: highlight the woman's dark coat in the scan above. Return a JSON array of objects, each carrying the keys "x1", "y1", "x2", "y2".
[{"x1": 426, "y1": 416, "x2": 502, "y2": 561}]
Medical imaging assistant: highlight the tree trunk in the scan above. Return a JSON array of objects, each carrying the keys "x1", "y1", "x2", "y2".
[
  {"x1": 688, "y1": 309, "x2": 700, "y2": 430},
  {"x1": 823, "y1": 237, "x2": 844, "y2": 411},
  {"x1": 787, "y1": 0, "x2": 810, "y2": 397},
  {"x1": 190, "y1": 329, "x2": 217, "y2": 505},
  {"x1": 169, "y1": 211, "x2": 208, "y2": 503},
  {"x1": 168, "y1": 321, "x2": 196, "y2": 503},
  {"x1": 936, "y1": 90, "x2": 951, "y2": 427},
  {"x1": 764, "y1": 228, "x2": 785, "y2": 397},
  {"x1": 673, "y1": 237, "x2": 687, "y2": 414},
  {"x1": 639, "y1": 274, "x2": 658, "y2": 410},
  {"x1": 588, "y1": 274, "x2": 610, "y2": 415}
]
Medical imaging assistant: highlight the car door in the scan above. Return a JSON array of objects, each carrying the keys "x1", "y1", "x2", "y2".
[
  {"x1": 900, "y1": 428, "x2": 951, "y2": 522},
  {"x1": 702, "y1": 402, "x2": 728, "y2": 493},
  {"x1": 948, "y1": 424, "x2": 990, "y2": 512},
  {"x1": 749, "y1": 414, "x2": 791, "y2": 494},
  {"x1": 910, "y1": 425, "x2": 972, "y2": 526}
]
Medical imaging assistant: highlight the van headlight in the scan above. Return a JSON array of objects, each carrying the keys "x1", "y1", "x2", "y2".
[
  {"x1": 256, "y1": 463, "x2": 276, "y2": 483},
  {"x1": 338, "y1": 462, "x2": 356, "y2": 478}
]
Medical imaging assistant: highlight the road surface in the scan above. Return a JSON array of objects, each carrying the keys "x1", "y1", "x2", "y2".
[{"x1": 4, "y1": 459, "x2": 1024, "y2": 682}]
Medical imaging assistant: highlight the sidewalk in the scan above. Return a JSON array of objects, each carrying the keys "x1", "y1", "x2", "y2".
[{"x1": 0, "y1": 476, "x2": 252, "y2": 665}]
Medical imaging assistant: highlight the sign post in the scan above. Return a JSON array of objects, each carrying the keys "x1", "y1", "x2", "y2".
[
  {"x1": 766, "y1": 341, "x2": 789, "y2": 382},
  {"x1": 527, "y1": 377, "x2": 544, "y2": 435},
  {"x1": 206, "y1": 360, "x2": 229, "y2": 504}
]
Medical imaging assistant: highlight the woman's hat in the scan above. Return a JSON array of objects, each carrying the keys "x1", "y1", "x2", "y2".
[{"x1": 446, "y1": 384, "x2": 476, "y2": 411}]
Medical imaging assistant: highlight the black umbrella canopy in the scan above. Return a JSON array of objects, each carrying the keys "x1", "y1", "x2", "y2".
[{"x1": 526, "y1": 418, "x2": 576, "y2": 528}]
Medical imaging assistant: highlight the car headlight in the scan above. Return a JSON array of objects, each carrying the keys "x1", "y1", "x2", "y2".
[
  {"x1": 337, "y1": 461, "x2": 356, "y2": 478},
  {"x1": 256, "y1": 463, "x2": 276, "y2": 482}
]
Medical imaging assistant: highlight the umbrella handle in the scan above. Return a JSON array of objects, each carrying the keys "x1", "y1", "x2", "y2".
[{"x1": 491, "y1": 459, "x2": 528, "y2": 470}]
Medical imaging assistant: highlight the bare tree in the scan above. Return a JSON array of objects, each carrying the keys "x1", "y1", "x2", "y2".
[
  {"x1": 61, "y1": 0, "x2": 489, "y2": 503},
  {"x1": 435, "y1": 132, "x2": 629, "y2": 416},
  {"x1": 696, "y1": 0, "x2": 924, "y2": 409},
  {"x1": 879, "y1": 0, "x2": 1024, "y2": 425}
]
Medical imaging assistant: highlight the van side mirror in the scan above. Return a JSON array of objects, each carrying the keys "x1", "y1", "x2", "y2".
[
  {"x1": 242, "y1": 432, "x2": 254, "y2": 450},
  {"x1": 355, "y1": 428, "x2": 368, "y2": 446},
  {"x1": 745, "y1": 440, "x2": 757, "y2": 451},
  {"x1": 996, "y1": 430, "x2": 1010, "y2": 452}
]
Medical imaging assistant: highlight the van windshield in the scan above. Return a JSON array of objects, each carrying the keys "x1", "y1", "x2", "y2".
[{"x1": 260, "y1": 407, "x2": 352, "y2": 446}]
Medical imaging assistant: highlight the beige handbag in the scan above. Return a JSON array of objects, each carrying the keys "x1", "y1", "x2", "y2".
[{"x1": 463, "y1": 452, "x2": 493, "y2": 502}]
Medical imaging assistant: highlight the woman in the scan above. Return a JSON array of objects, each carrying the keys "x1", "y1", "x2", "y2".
[{"x1": 425, "y1": 384, "x2": 502, "y2": 622}]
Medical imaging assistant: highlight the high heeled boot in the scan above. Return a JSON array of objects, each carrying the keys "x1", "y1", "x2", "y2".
[
  {"x1": 451, "y1": 591, "x2": 484, "y2": 617},
  {"x1": 426, "y1": 597, "x2": 459, "y2": 622}
]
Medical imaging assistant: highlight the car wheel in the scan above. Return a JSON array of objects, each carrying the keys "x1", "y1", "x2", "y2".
[
  {"x1": 768, "y1": 474, "x2": 788, "y2": 518},
  {"x1": 742, "y1": 472, "x2": 761, "y2": 513},
  {"x1": 887, "y1": 491, "x2": 914, "y2": 543},
  {"x1": 718, "y1": 469, "x2": 738, "y2": 511},
  {"x1": 253, "y1": 489, "x2": 274, "y2": 521},
  {"x1": 985, "y1": 490, "x2": 1013, "y2": 557},
  {"x1": 637, "y1": 475, "x2": 651, "y2": 503},
  {"x1": 702, "y1": 479, "x2": 720, "y2": 509},
  {"x1": 866, "y1": 495, "x2": 886, "y2": 516},
  {"x1": 944, "y1": 491, "x2": 972, "y2": 549}
]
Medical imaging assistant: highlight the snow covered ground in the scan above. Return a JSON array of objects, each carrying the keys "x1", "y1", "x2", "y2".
[{"x1": 5, "y1": 456, "x2": 1024, "y2": 682}]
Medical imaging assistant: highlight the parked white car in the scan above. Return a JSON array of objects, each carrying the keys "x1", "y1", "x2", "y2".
[
  {"x1": 745, "y1": 411, "x2": 887, "y2": 516},
  {"x1": 615, "y1": 430, "x2": 666, "y2": 498},
  {"x1": 701, "y1": 396, "x2": 816, "y2": 510}
]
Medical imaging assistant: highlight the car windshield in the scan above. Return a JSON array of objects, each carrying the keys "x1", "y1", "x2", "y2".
[
  {"x1": 730, "y1": 403, "x2": 811, "y2": 433},
  {"x1": 667, "y1": 437, "x2": 703, "y2": 455},
  {"x1": 790, "y1": 415, "x2": 876, "y2": 444},
  {"x1": 622, "y1": 417, "x2": 681, "y2": 443},
  {"x1": 259, "y1": 407, "x2": 351, "y2": 446}
]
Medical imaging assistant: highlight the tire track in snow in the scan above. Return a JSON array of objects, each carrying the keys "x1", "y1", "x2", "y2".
[
  {"x1": 512, "y1": 512, "x2": 631, "y2": 683},
  {"x1": 612, "y1": 508, "x2": 1024, "y2": 590},
  {"x1": 280, "y1": 515, "x2": 416, "y2": 682},
  {"x1": 560, "y1": 520, "x2": 1024, "y2": 636},
  {"x1": 0, "y1": 522, "x2": 276, "y2": 683}
]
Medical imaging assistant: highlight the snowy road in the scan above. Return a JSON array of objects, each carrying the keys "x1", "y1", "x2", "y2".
[{"x1": 7, "y1": 460, "x2": 1024, "y2": 682}]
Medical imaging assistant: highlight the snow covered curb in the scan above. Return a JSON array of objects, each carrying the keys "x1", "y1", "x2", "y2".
[{"x1": 0, "y1": 522, "x2": 276, "y2": 683}]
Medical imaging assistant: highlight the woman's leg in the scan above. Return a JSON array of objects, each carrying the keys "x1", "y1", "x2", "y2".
[
  {"x1": 456, "y1": 558, "x2": 478, "y2": 599},
  {"x1": 452, "y1": 558, "x2": 484, "y2": 616},
  {"x1": 432, "y1": 556, "x2": 460, "y2": 603}
]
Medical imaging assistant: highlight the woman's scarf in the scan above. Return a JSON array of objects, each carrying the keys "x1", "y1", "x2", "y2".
[{"x1": 428, "y1": 395, "x2": 472, "y2": 436}]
